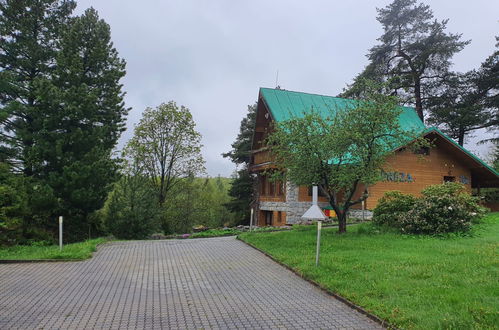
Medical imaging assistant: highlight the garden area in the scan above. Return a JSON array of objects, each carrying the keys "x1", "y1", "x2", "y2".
[{"x1": 239, "y1": 212, "x2": 499, "y2": 329}]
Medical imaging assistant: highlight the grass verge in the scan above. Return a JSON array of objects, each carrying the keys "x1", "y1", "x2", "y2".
[
  {"x1": 164, "y1": 227, "x2": 292, "y2": 239},
  {"x1": 0, "y1": 238, "x2": 107, "y2": 261},
  {"x1": 238, "y1": 213, "x2": 499, "y2": 329}
]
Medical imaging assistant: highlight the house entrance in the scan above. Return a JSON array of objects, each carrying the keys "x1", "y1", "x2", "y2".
[{"x1": 264, "y1": 211, "x2": 273, "y2": 226}]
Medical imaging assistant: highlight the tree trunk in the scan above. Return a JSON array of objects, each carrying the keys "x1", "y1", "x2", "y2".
[
  {"x1": 159, "y1": 173, "x2": 166, "y2": 206},
  {"x1": 337, "y1": 210, "x2": 347, "y2": 234},
  {"x1": 414, "y1": 77, "x2": 424, "y2": 123},
  {"x1": 458, "y1": 127, "x2": 465, "y2": 146},
  {"x1": 158, "y1": 192, "x2": 165, "y2": 206}
]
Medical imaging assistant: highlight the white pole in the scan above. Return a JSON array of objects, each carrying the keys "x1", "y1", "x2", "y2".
[
  {"x1": 59, "y1": 216, "x2": 63, "y2": 251},
  {"x1": 316, "y1": 220, "x2": 322, "y2": 266},
  {"x1": 313, "y1": 186, "x2": 320, "y2": 266},
  {"x1": 250, "y1": 208, "x2": 254, "y2": 231},
  {"x1": 362, "y1": 200, "x2": 365, "y2": 221}
]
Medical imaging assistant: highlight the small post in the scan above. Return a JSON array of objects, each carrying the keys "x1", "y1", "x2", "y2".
[
  {"x1": 59, "y1": 216, "x2": 63, "y2": 251},
  {"x1": 361, "y1": 200, "x2": 365, "y2": 221},
  {"x1": 316, "y1": 220, "x2": 322, "y2": 266},
  {"x1": 301, "y1": 186, "x2": 326, "y2": 267},
  {"x1": 249, "y1": 208, "x2": 254, "y2": 231}
]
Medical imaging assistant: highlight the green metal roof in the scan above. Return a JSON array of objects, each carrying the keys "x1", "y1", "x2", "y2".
[{"x1": 259, "y1": 87, "x2": 426, "y2": 133}]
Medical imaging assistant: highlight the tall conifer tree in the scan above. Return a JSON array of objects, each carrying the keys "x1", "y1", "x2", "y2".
[
  {"x1": 1, "y1": 2, "x2": 128, "y2": 239},
  {"x1": 342, "y1": 0, "x2": 469, "y2": 122},
  {"x1": 0, "y1": 0, "x2": 76, "y2": 174},
  {"x1": 427, "y1": 38, "x2": 498, "y2": 145},
  {"x1": 34, "y1": 8, "x2": 128, "y2": 239},
  {"x1": 222, "y1": 104, "x2": 257, "y2": 224}
]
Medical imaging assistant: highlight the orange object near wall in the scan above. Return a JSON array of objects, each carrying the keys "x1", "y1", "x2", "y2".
[{"x1": 323, "y1": 209, "x2": 336, "y2": 218}]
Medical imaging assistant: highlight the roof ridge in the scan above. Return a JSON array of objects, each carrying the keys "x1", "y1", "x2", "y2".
[
  {"x1": 259, "y1": 87, "x2": 416, "y2": 110},
  {"x1": 259, "y1": 87, "x2": 347, "y2": 100}
]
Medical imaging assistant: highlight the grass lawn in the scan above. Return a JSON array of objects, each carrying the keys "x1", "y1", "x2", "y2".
[
  {"x1": 239, "y1": 213, "x2": 499, "y2": 329},
  {"x1": 0, "y1": 238, "x2": 107, "y2": 260},
  {"x1": 188, "y1": 226, "x2": 290, "y2": 239}
]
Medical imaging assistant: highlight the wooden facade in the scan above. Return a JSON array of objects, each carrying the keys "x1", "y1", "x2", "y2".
[{"x1": 366, "y1": 135, "x2": 472, "y2": 209}]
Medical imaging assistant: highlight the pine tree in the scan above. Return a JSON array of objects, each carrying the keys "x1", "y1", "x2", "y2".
[
  {"x1": 0, "y1": 0, "x2": 76, "y2": 174},
  {"x1": 427, "y1": 38, "x2": 498, "y2": 146},
  {"x1": 342, "y1": 0, "x2": 469, "y2": 122},
  {"x1": 475, "y1": 37, "x2": 498, "y2": 143},
  {"x1": 426, "y1": 72, "x2": 483, "y2": 146},
  {"x1": 222, "y1": 103, "x2": 257, "y2": 224},
  {"x1": 32, "y1": 8, "x2": 128, "y2": 239}
]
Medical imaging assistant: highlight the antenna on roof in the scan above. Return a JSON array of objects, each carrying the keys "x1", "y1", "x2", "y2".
[{"x1": 275, "y1": 70, "x2": 281, "y2": 89}]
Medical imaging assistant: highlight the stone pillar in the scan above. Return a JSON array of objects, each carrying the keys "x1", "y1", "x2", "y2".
[
  {"x1": 285, "y1": 181, "x2": 300, "y2": 224},
  {"x1": 284, "y1": 181, "x2": 330, "y2": 224}
]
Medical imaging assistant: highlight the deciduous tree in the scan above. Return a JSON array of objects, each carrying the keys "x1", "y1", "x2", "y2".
[{"x1": 125, "y1": 102, "x2": 205, "y2": 207}]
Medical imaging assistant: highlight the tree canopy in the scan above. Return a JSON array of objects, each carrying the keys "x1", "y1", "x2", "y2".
[
  {"x1": 0, "y1": 1, "x2": 128, "y2": 241},
  {"x1": 342, "y1": 0, "x2": 469, "y2": 123},
  {"x1": 125, "y1": 101, "x2": 205, "y2": 207},
  {"x1": 0, "y1": 0, "x2": 76, "y2": 174},
  {"x1": 426, "y1": 38, "x2": 498, "y2": 146}
]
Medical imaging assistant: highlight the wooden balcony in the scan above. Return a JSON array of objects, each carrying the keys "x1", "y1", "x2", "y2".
[{"x1": 253, "y1": 149, "x2": 272, "y2": 165}]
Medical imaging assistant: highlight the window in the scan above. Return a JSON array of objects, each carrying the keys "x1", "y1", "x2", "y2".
[
  {"x1": 268, "y1": 180, "x2": 275, "y2": 196},
  {"x1": 444, "y1": 176, "x2": 455, "y2": 183},
  {"x1": 260, "y1": 175, "x2": 285, "y2": 197}
]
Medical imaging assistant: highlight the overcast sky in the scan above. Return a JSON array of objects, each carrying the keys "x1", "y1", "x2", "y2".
[{"x1": 75, "y1": 0, "x2": 498, "y2": 177}]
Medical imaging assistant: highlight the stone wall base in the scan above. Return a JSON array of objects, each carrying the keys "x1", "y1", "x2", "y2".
[
  {"x1": 257, "y1": 180, "x2": 373, "y2": 225},
  {"x1": 259, "y1": 201, "x2": 373, "y2": 224}
]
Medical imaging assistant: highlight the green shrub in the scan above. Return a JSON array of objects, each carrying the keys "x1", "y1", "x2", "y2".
[
  {"x1": 399, "y1": 182, "x2": 487, "y2": 234},
  {"x1": 0, "y1": 163, "x2": 29, "y2": 245},
  {"x1": 104, "y1": 175, "x2": 160, "y2": 240},
  {"x1": 372, "y1": 191, "x2": 417, "y2": 227},
  {"x1": 481, "y1": 188, "x2": 499, "y2": 204},
  {"x1": 19, "y1": 228, "x2": 56, "y2": 245}
]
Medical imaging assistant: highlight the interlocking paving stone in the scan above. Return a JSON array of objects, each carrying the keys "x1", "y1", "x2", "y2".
[{"x1": 0, "y1": 237, "x2": 382, "y2": 329}]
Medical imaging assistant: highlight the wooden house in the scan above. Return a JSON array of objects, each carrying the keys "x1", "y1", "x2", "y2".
[{"x1": 249, "y1": 88, "x2": 499, "y2": 226}]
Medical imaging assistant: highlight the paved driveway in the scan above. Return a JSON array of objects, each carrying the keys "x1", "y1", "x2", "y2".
[{"x1": 0, "y1": 237, "x2": 381, "y2": 329}]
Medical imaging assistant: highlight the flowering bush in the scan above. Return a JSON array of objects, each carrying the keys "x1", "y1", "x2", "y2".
[
  {"x1": 374, "y1": 183, "x2": 487, "y2": 234},
  {"x1": 373, "y1": 191, "x2": 417, "y2": 227}
]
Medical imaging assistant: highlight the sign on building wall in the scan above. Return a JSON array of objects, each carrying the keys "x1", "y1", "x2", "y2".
[{"x1": 380, "y1": 169, "x2": 414, "y2": 183}]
